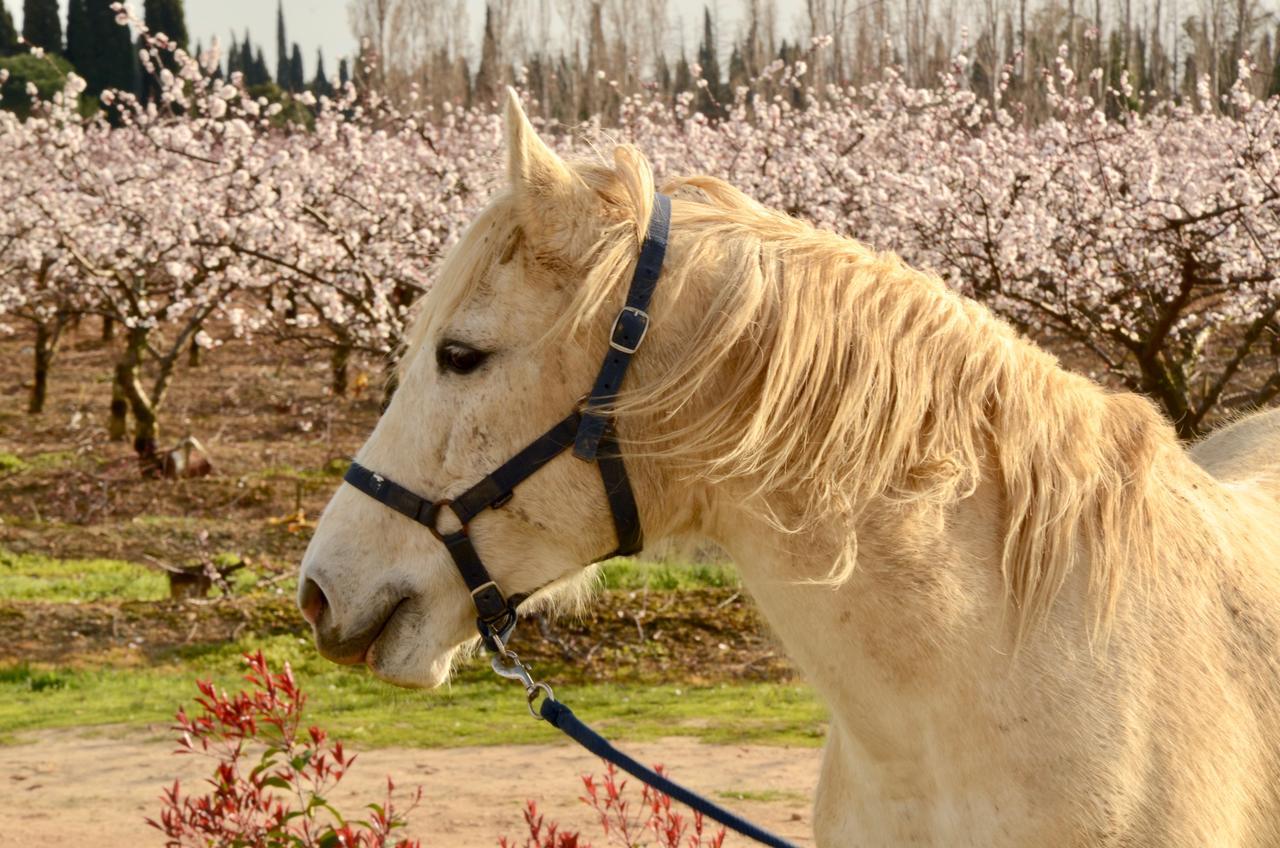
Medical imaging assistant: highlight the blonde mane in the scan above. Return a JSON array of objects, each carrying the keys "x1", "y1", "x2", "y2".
[{"x1": 415, "y1": 144, "x2": 1221, "y2": 637}]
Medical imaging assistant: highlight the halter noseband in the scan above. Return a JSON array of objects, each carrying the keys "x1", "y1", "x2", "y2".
[{"x1": 343, "y1": 194, "x2": 672, "y2": 649}]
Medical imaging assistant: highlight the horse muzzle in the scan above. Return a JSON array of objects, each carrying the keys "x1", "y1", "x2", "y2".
[{"x1": 299, "y1": 574, "x2": 408, "y2": 666}]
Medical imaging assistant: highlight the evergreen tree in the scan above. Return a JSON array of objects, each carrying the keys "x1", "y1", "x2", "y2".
[
  {"x1": 1271, "y1": 25, "x2": 1280, "y2": 97},
  {"x1": 226, "y1": 39, "x2": 240, "y2": 77},
  {"x1": 313, "y1": 48, "x2": 332, "y2": 96},
  {"x1": 250, "y1": 47, "x2": 270, "y2": 86},
  {"x1": 696, "y1": 7, "x2": 724, "y2": 117},
  {"x1": 673, "y1": 51, "x2": 692, "y2": 94},
  {"x1": 274, "y1": 0, "x2": 288, "y2": 87},
  {"x1": 0, "y1": 1, "x2": 17, "y2": 56},
  {"x1": 143, "y1": 0, "x2": 187, "y2": 47},
  {"x1": 655, "y1": 53, "x2": 671, "y2": 95},
  {"x1": 473, "y1": 3, "x2": 501, "y2": 105},
  {"x1": 728, "y1": 44, "x2": 748, "y2": 90},
  {"x1": 338, "y1": 57, "x2": 350, "y2": 87},
  {"x1": 288, "y1": 42, "x2": 303, "y2": 91},
  {"x1": 22, "y1": 0, "x2": 61, "y2": 53},
  {"x1": 81, "y1": 0, "x2": 136, "y2": 96},
  {"x1": 65, "y1": 0, "x2": 88, "y2": 66}
]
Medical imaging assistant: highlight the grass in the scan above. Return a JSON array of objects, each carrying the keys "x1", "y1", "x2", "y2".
[
  {"x1": 598, "y1": 558, "x2": 739, "y2": 590},
  {"x1": 0, "y1": 544, "x2": 279, "y2": 602},
  {"x1": 0, "y1": 548, "x2": 736, "y2": 603},
  {"x1": 716, "y1": 788, "x2": 810, "y2": 803},
  {"x1": 0, "y1": 633, "x2": 826, "y2": 748},
  {"x1": 0, "y1": 449, "x2": 87, "y2": 476},
  {"x1": 0, "y1": 548, "x2": 169, "y2": 602}
]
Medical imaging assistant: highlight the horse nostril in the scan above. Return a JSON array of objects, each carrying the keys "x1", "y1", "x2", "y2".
[{"x1": 299, "y1": 578, "x2": 328, "y2": 626}]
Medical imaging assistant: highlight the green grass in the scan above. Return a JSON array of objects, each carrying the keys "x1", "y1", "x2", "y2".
[
  {"x1": 598, "y1": 558, "x2": 739, "y2": 590},
  {"x1": 0, "y1": 547, "x2": 731, "y2": 603},
  {"x1": 0, "y1": 547, "x2": 275, "y2": 601},
  {"x1": 0, "y1": 634, "x2": 825, "y2": 749},
  {"x1": 256, "y1": 457, "x2": 351, "y2": 482},
  {"x1": 0, "y1": 548, "x2": 168, "y2": 602},
  {"x1": 716, "y1": 788, "x2": 810, "y2": 803},
  {"x1": 0, "y1": 449, "x2": 85, "y2": 475}
]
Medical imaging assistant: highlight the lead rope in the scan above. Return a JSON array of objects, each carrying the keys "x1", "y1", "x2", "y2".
[{"x1": 486, "y1": 630, "x2": 802, "y2": 848}]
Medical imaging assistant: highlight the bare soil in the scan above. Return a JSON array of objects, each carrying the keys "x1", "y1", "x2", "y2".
[{"x1": 0, "y1": 727, "x2": 820, "y2": 846}]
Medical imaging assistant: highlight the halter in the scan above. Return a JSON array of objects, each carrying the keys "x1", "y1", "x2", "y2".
[
  {"x1": 343, "y1": 193, "x2": 671, "y2": 651},
  {"x1": 339, "y1": 194, "x2": 801, "y2": 848}
]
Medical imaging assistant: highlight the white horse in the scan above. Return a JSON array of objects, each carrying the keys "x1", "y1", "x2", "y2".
[{"x1": 299, "y1": 91, "x2": 1280, "y2": 846}]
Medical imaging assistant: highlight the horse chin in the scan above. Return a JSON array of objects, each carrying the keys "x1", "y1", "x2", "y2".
[{"x1": 364, "y1": 626, "x2": 459, "y2": 689}]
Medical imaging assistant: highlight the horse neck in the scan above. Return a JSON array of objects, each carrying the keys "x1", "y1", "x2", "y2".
[{"x1": 688, "y1": 259, "x2": 1206, "y2": 747}]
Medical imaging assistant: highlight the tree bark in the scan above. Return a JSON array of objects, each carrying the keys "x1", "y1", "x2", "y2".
[
  {"x1": 115, "y1": 326, "x2": 160, "y2": 458},
  {"x1": 331, "y1": 344, "x2": 351, "y2": 396},
  {"x1": 109, "y1": 369, "x2": 129, "y2": 441},
  {"x1": 188, "y1": 337, "x2": 201, "y2": 367},
  {"x1": 29, "y1": 319, "x2": 65, "y2": 414},
  {"x1": 101, "y1": 315, "x2": 115, "y2": 342}
]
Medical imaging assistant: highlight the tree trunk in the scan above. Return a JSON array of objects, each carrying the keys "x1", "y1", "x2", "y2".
[
  {"x1": 109, "y1": 370, "x2": 129, "y2": 441},
  {"x1": 101, "y1": 315, "x2": 115, "y2": 342},
  {"x1": 30, "y1": 322, "x2": 55, "y2": 414},
  {"x1": 188, "y1": 338, "x2": 201, "y2": 367},
  {"x1": 331, "y1": 344, "x2": 351, "y2": 396},
  {"x1": 115, "y1": 326, "x2": 160, "y2": 458}
]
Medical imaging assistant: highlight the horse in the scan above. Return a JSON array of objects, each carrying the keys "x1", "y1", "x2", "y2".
[{"x1": 298, "y1": 91, "x2": 1280, "y2": 846}]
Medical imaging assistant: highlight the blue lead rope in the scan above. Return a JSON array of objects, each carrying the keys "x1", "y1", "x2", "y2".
[{"x1": 539, "y1": 697, "x2": 802, "y2": 848}]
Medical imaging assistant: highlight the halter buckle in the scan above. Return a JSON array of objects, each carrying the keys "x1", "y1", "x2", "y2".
[{"x1": 609, "y1": 306, "x2": 649, "y2": 355}]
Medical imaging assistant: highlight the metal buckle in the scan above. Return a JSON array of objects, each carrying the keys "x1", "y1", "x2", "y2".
[
  {"x1": 609, "y1": 306, "x2": 649, "y2": 354},
  {"x1": 470, "y1": 580, "x2": 499, "y2": 601}
]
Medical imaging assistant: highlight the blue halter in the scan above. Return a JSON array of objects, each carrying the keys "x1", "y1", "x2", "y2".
[{"x1": 343, "y1": 194, "x2": 800, "y2": 848}]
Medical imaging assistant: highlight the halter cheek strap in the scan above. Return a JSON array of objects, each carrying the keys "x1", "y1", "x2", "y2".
[{"x1": 343, "y1": 194, "x2": 671, "y2": 648}]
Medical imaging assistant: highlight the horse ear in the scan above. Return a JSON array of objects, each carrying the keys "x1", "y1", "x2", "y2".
[{"x1": 504, "y1": 88, "x2": 594, "y2": 257}]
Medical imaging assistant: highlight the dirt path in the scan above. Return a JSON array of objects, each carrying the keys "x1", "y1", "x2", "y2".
[{"x1": 0, "y1": 727, "x2": 820, "y2": 846}]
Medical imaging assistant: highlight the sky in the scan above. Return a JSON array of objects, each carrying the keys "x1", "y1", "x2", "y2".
[{"x1": 12, "y1": 0, "x2": 803, "y2": 82}]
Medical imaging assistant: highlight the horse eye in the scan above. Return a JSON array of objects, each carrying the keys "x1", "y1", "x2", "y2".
[{"x1": 437, "y1": 341, "x2": 489, "y2": 375}]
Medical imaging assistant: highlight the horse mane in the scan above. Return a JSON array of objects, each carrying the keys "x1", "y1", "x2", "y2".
[
  {"x1": 411, "y1": 143, "x2": 1214, "y2": 638},
  {"x1": 557, "y1": 149, "x2": 1212, "y2": 638}
]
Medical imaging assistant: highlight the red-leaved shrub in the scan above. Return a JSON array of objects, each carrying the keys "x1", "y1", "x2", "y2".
[
  {"x1": 501, "y1": 763, "x2": 727, "y2": 848},
  {"x1": 147, "y1": 651, "x2": 422, "y2": 847}
]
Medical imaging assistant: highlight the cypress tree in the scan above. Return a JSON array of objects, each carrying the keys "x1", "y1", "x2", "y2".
[
  {"x1": 288, "y1": 42, "x2": 303, "y2": 91},
  {"x1": 65, "y1": 0, "x2": 88, "y2": 67},
  {"x1": 226, "y1": 39, "x2": 240, "y2": 76},
  {"x1": 274, "y1": 0, "x2": 287, "y2": 87},
  {"x1": 81, "y1": 0, "x2": 136, "y2": 96},
  {"x1": 0, "y1": 1, "x2": 17, "y2": 56},
  {"x1": 143, "y1": 0, "x2": 187, "y2": 47},
  {"x1": 473, "y1": 4, "x2": 501, "y2": 105},
  {"x1": 1271, "y1": 25, "x2": 1280, "y2": 98},
  {"x1": 338, "y1": 57, "x2": 350, "y2": 87},
  {"x1": 673, "y1": 51, "x2": 692, "y2": 94},
  {"x1": 251, "y1": 46, "x2": 269, "y2": 86},
  {"x1": 696, "y1": 7, "x2": 724, "y2": 117},
  {"x1": 22, "y1": 0, "x2": 61, "y2": 53},
  {"x1": 313, "y1": 48, "x2": 332, "y2": 96}
]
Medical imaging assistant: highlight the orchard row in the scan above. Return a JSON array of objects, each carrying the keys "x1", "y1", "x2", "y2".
[{"x1": 2, "y1": 32, "x2": 1277, "y2": 457}]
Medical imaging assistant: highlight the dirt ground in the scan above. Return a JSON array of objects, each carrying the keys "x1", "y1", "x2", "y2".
[{"x1": 0, "y1": 727, "x2": 820, "y2": 846}]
